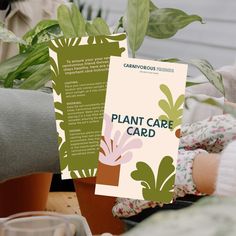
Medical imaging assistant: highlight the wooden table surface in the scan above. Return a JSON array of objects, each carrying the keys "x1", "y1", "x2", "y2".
[{"x1": 46, "y1": 192, "x2": 81, "y2": 215}]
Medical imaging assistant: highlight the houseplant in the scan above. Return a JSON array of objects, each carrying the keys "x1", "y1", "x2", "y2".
[{"x1": 0, "y1": 0, "x2": 235, "y2": 232}]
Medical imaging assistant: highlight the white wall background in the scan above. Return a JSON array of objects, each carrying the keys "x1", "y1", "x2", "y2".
[{"x1": 83, "y1": 0, "x2": 236, "y2": 74}]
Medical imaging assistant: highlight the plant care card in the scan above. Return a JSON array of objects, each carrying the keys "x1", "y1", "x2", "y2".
[
  {"x1": 49, "y1": 34, "x2": 128, "y2": 179},
  {"x1": 95, "y1": 57, "x2": 188, "y2": 203}
]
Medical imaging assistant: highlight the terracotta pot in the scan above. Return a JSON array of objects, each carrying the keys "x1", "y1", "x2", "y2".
[
  {"x1": 74, "y1": 177, "x2": 125, "y2": 235},
  {"x1": 96, "y1": 161, "x2": 120, "y2": 186},
  {"x1": 0, "y1": 173, "x2": 52, "y2": 217}
]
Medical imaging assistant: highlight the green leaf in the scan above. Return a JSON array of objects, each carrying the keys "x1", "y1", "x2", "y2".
[
  {"x1": 159, "y1": 84, "x2": 185, "y2": 130},
  {"x1": 20, "y1": 20, "x2": 59, "y2": 52},
  {"x1": 18, "y1": 62, "x2": 51, "y2": 90},
  {"x1": 149, "y1": 0, "x2": 158, "y2": 12},
  {"x1": 92, "y1": 18, "x2": 111, "y2": 35},
  {"x1": 147, "y1": 8, "x2": 203, "y2": 39},
  {"x1": 131, "y1": 156, "x2": 175, "y2": 203},
  {"x1": 113, "y1": 17, "x2": 124, "y2": 34},
  {"x1": 4, "y1": 44, "x2": 49, "y2": 88},
  {"x1": 155, "y1": 156, "x2": 175, "y2": 203},
  {"x1": 160, "y1": 84, "x2": 174, "y2": 108},
  {"x1": 186, "y1": 81, "x2": 205, "y2": 87},
  {"x1": 190, "y1": 59, "x2": 225, "y2": 96},
  {"x1": 160, "y1": 58, "x2": 180, "y2": 63},
  {"x1": 131, "y1": 162, "x2": 156, "y2": 190},
  {"x1": 174, "y1": 94, "x2": 185, "y2": 110},
  {"x1": 71, "y1": 3, "x2": 86, "y2": 36},
  {"x1": 58, "y1": 4, "x2": 86, "y2": 38},
  {"x1": 0, "y1": 53, "x2": 28, "y2": 81},
  {"x1": 159, "y1": 100, "x2": 172, "y2": 117},
  {"x1": 126, "y1": 0, "x2": 150, "y2": 57},
  {"x1": 86, "y1": 23, "x2": 100, "y2": 36},
  {"x1": 0, "y1": 24, "x2": 26, "y2": 44}
]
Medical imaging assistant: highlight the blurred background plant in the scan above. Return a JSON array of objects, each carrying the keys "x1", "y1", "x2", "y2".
[{"x1": 0, "y1": 0, "x2": 234, "y2": 116}]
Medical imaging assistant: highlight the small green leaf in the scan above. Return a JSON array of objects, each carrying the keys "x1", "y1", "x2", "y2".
[
  {"x1": 160, "y1": 58, "x2": 180, "y2": 63},
  {"x1": 155, "y1": 156, "x2": 175, "y2": 203},
  {"x1": 147, "y1": 8, "x2": 203, "y2": 39},
  {"x1": 149, "y1": 0, "x2": 158, "y2": 12},
  {"x1": 20, "y1": 20, "x2": 59, "y2": 52},
  {"x1": 186, "y1": 81, "x2": 205, "y2": 87},
  {"x1": 131, "y1": 162, "x2": 156, "y2": 190},
  {"x1": 160, "y1": 84, "x2": 174, "y2": 108},
  {"x1": 190, "y1": 59, "x2": 225, "y2": 96},
  {"x1": 92, "y1": 18, "x2": 111, "y2": 35},
  {"x1": 126, "y1": 0, "x2": 150, "y2": 57},
  {"x1": 71, "y1": 3, "x2": 86, "y2": 37},
  {"x1": 86, "y1": 22, "x2": 100, "y2": 36},
  {"x1": 159, "y1": 84, "x2": 185, "y2": 130}
]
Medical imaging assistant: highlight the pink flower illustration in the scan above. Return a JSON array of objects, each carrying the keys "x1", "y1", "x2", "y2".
[{"x1": 99, "y1": 114, "x2": 143, "y2": 166}]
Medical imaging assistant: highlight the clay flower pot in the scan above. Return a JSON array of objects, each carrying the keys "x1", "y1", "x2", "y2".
[
  {"x1": 0, "y1": 173, "x2": 52, "y2": 217},
  {"x1": 73, "y1": 177, "x2": 125, "y2": 235},
  {"x1": 96, "y1": 161, "x2": 120, "y2": 186}
]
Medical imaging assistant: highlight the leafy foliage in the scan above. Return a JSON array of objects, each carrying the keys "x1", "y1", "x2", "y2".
[
  {"x1": 131, "y1": 156, "x2": 175, "y2": 203},
  {"x1": 20, "y1": 20, "x2": 61, "y2": 53},
  {"x1": 147, "y1": 8, "x2": 203, "y2": 39},
  {"x1": 57, "y1": 4, "x2": 86, "y2": 38},
  {"x1": 86, "y1": 18, "x2": 111, "y2": 36},
  {"x1": 190, "y1": 59, "x2": 225, "y2": 96},
  {"x1": 0, "y1": 1, "x2": 226, "y2": 115},
  {"x1": 159, "y1": 84, "x2": 185, "y2": 130},
  {"x1": 126, "y1": 0, "x2": 150, "y2": 57}
]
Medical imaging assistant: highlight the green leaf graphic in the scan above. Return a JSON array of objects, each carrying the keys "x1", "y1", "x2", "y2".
[
  {"x1": 158, "y1": 84, "x2": 185, "y2": 130},
  {"x1": 131, "y1": 156, "x2": 175, "y2": 203}
]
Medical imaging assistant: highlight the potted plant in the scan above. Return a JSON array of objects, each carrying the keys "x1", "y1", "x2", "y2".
[{"x1": 0, "y1": 0, "x2": 234, "y2": 232}]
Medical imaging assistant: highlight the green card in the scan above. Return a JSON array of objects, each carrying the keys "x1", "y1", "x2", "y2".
[{"x1": 49, "y1": 34, "x2": 128, "y2": 179}]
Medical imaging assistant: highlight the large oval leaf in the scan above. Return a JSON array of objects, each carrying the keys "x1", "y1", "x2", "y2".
[
  {"x1": 58, "y1": 4, "x2": 86, "y2": 38},
  {"x1": 4, "y1": 44, "x2": 49, "y2": 88},
  {"x1": 18, "y1": 62, "x2": 51, "y2": 90},
  {"x1": 126, "y1": 0, "x2": 150, "y2": 57},
  {"x1": 92, "y1": 18, "x2": 111, "y2": 35},
  {"x1": 147, "y1": 8, "x2": 203, "y2": 39}
]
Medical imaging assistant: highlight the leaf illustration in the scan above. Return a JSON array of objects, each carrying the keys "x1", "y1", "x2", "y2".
[
  {"x1": 131, "y1": 162, "x2": 156, "y2": 190},
  {"x1": 147, "y1": 8, "x2": 203, "y2": 39},
  {"x1": 158, "y1": 84, "x2": 185, "y2": 130},
  {"x1": 131, "y1": 156, "x2": 175, "y2": 203},
  {"x1": 155, "y1": 156, "x2": 175, "y2": 203}
]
